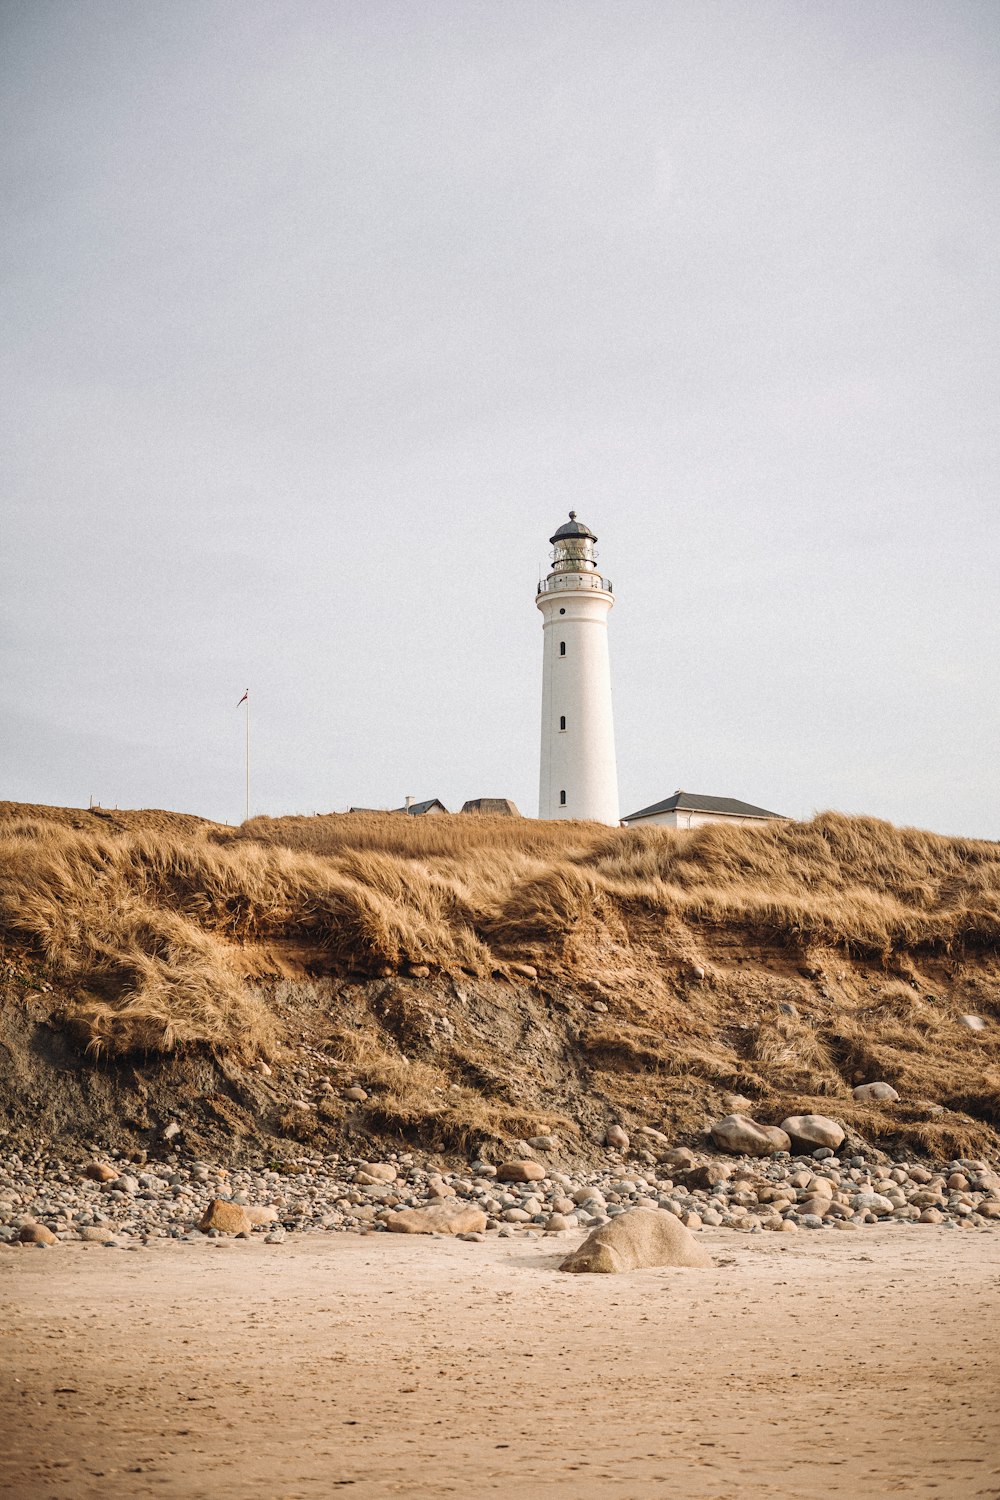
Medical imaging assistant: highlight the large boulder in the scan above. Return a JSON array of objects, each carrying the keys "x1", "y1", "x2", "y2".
[
  {"x1": 710, "y1": 1114, "x2": 791, "y2": 1157},
  {"x1": 19, "y1": 1222, "x2": 57, "y2": 1246},
  {"x1": 496, "y1": 1160, "x2": 545, "y2": 1183},
  {"x1": 560, "y1": 1208, "x2": 711, "y2": 1275},
  {"x1": 198, "y1": 1199, "x2": 252, "y2": 1236},
  {"x1": 779, "y1": 1114, "x2": 845, "y2": 1152},
  {"x1": 852, "y1": 1082, "x2": 900, "y2": 1103},
  {"x1": 385, "y1": 1201, "x2": 488, "y2": 1236}
]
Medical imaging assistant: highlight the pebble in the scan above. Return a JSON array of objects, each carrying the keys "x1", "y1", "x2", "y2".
[{"x1": 0, "y1": 1141, "x2": 994, "y2": 1253}]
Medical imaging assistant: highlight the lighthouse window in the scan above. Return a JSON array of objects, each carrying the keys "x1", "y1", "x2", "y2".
[
  {"x1": 559, "y1": 608, "x2": 566, "y2": 615},
  {"x1": 559, "y1": 790, "x2": 567, "y2": 806},
  {"x1": 559, "y1": 641, "x2": 566, "y2": 656},
  {"x1": 559, "y1": 715, "x2": 566, "y2": 731}
]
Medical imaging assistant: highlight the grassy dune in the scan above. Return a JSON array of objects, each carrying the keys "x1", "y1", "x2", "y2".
[{"x1": 1, "y1": 802, "x2": 998, "y2": 1157}]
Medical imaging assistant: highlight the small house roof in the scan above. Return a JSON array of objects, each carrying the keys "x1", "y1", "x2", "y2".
[
  {"x1": 394, "y1": 798, "x2": 449, "y2": 815},
  {"x1": 621, "y1": 791, "x2": 784, "y2": 822}
]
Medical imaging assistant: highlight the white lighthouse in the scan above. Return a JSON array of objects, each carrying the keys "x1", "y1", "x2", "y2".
[{"x1": 536, "y1": 512, "x2": 619, "y2": 824}]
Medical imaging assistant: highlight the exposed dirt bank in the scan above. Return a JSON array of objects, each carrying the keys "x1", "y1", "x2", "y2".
[
  {"x1": 2, "y1": 1226, "x2": 998, "y2": 1499},
  {"x1": 2, "y1": 801, "x2": 999, "y2": 1165}
]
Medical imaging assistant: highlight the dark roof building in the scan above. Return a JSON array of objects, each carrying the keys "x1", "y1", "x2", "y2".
[
  {"x1": 460, "y1": 798, "x2": 521, "y2": 817},
  {"x1": 621, "y1": 791, "x2": 784, "y2": 828},
  {"x1": 347, "y1": 798, "x2": 449, "y2": 816}
]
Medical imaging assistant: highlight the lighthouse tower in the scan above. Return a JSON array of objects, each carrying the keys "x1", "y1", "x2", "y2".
[{"x1": 536, "y1": 512, "x2": 619, "y2": 823}]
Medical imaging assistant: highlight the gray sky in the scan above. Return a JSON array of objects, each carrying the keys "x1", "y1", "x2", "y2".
[{"x1": 2, "y1": 0, "x2": 998, "y2": 837}]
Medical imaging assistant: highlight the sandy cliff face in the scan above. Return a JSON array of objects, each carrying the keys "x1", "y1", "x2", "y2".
[{"x1": 1, "y1": 801, "x2": 998, "y2": 1163}]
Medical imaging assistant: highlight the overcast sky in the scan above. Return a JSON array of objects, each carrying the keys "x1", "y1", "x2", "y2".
[{"x1": 2, "y1": 1, "x2": 998, "y2": 837}]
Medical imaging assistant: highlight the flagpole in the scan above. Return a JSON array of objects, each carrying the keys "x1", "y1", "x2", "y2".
[{"x1": 245, "y1": 690, "x2": 250, "y2": 823}]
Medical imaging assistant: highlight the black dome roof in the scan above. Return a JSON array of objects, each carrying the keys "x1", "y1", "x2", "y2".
[{"x1": 550, "y1": 510, "x2": 596, "y2": 545}]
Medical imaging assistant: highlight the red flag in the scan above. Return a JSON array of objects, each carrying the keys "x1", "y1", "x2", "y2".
[{"x1": 237, "y1": 690, "x2": 248, "y2": 706}]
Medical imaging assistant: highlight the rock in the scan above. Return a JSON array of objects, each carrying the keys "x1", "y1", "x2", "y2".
[
  {"x1": 496, "y1": 1160, "x2": 545, "y2": 1183},
  {"x1": 680, "y1": 1162, "x2": 733, "y2": 1191},
  {"x1": 559, "y1": 1208, "x2": 711, "y2": 1274},
  {"x1": 604, "y1": 1125, "x2": 630, "y2": 1150},
  {"x1": 526, "y1": 1136, "x2": 558, "y2": 1152},
  {"x1": 798, "y1": 1196, "x2": 831, "y2": 1218},
  {"x1": 78, "y1": 1227, "x2": 117, "y2": 1243},
  {"x1": 161, "y1": 1121, "x2": 182, "y2": 1141},
  {"x1": 502, "y1": 1207, "x2": 532, "y2": 1223},
  {"x1": 779, "y1": 1114, "x2": 845, "y2": 1152},
  {"x1": 853, "y1": 1192, "x2": 894, "y2": 1217},
  {"x1": 852, "y1": 1082, "x2": 900, "y2": 1103},
  {"x1": 357, "y1": 1163, "x2": 397, "y2": 1184},
  {"x1": 385, "y1": 1201, "x2": 487, "y2": 1236},
  {"x1": 551, "y1": 1195, "x2": 576, "y2": 1215},
  {"x1": 804, "y1": 1176, "x2": 835, "y2": 1199},
  {"x1": 264, "y1": 1230, "x2": 286, "y2": 1244},
  {"x1": 244, "y1": 1206, "x2": 279, "y2": 1227},
  {"x1": 958, "y1": 1015, "x2": 986, "y2": 1031},
  {"x1": 918, "y1": 1208, "x2": 945, "y2": 1225},
  {"x1": 84, "y1": 1162, "x2": 118, "y2": 1183},
  {"x1": 660, "y1": 1147, "x2": 696, "y2": 1170},
  {"x1": 710, "y1": 1114, "x2": 791, "y2": 1157},
  {"x1": 198, "y1": 1200, "x2": 252, "y2": 1236},
  {"x1": 832, "y1": 1219, "x2": 859, "y2": 1232},
  {"x1": 344, "y1": 1087, "x2": 368, "y2": 1102},
  {"x1": 509, "y1": 964, "x2": 537, "y2": 980},
  {"x1": 19, "y1": 1222, "x2": 57, "y2": 1246},
  {"x1": 545, "y1": 1214, "x2": 573, "y2": 1232}
]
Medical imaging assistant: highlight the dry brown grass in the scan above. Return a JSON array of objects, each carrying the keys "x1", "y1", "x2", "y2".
[{"x1": 1, "y1": 801, "x2": 998, "y2": 1156}]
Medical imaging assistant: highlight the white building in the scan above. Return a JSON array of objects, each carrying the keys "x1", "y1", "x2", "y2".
[
  {"x1": 621, "y1": 790, "x2": 784, "y2": 829},
  {"x1": 536, "y1": 512, "x2": 619, "y2": 824}
]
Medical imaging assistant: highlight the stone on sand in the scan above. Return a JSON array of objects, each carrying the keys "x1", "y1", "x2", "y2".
[
  {"x1": 244, "y1": 1206, "x2": 279, "y2": 1227},
  {"x1": 19, "y1": 1221, "x2": 57, "y2": 1246},
  {"x1": 198, "y1": 1200, "x2": 252, "y2": 1236},
  {"x1": 385, "y1": 1201, "x2": 488, "y2": 1236},
  {"x1": 560, "y1": 1208, "x2": 711, "y2": 1275}
]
